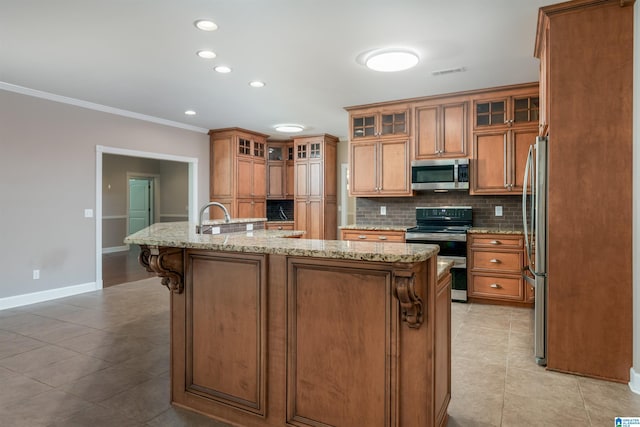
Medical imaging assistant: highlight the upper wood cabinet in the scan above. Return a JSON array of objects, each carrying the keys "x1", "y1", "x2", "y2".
[
  {"x1": 350, "y1": 138, "x2": 411, "y2": 197},
  {"x1": 209, "y1": 128, "x2": 269, "y2": 219},
  {"x1": 471, "y1": 126, "x2": 537, "y2": 195},
  {"x1": 350, "y1": 105, "x2": 410, "y2": 141},
  {"x1": 293, "y1": 134, "x2": 338, "y2": 240},
  {"x1": 472, "y1": 87, "x2": 540, "y2": 130},
  {"x1": 415, "y1": 100, "x2": 468, "y2": 159},
  {"x1": 266, "y1": 140, "x2": 294, "y2": 200},
  {"x1": 470, "y1": 84, "x2": 539, "y2": 195}
]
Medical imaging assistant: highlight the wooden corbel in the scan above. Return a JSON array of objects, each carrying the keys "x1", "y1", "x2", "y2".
[
  {"x1": 138, "y1": 245, "x2": 184, "y2": 293},
  {"x1": 394, "y1": 270, "x2": 423, "y2": 329}
]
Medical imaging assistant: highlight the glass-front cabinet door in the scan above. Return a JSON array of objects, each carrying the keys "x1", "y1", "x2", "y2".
[{"x1": 351, "y1": 107, "x2": 409, "y2": 140}]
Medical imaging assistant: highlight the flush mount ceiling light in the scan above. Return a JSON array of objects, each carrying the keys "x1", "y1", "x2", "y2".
[
  {"x1": 197, "y1": 50, "x2": 216, "y2": 59},
  {"x1": 249, "y1": 80, "x2": 265, "y2": 88},
  {"x1": 194, "y1": 20, "x2": 218, "y2": 31},
  {"x1": 184, "y1": 110, "x2": 196, "y2": 116},
  {"x1": 214, "y1": 65, "x2": 232, "y2": 73},
  {"x1": 361, "y1": 48, "x2": 419, "y2": 72},
  {"x1": 274, "y1": 124, "x2": 304, "y2": 133}
]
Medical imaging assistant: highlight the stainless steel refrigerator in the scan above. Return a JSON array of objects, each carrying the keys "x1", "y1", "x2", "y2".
[{"x1": 522, "y1": 135, "x2": 547, "y2": 366}]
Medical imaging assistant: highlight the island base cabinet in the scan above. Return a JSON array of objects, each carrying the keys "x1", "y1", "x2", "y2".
[{"x1": 168, "y1": 250, "x2": 448, "y2": 427}]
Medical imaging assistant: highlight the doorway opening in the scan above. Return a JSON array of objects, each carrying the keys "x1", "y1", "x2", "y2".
[{"x1": 96, "y1": 145, "x2": 199, "y2": 289}]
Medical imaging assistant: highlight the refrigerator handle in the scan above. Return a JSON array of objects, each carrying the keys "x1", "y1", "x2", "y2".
[{"x1": 522, "y1": 145, "x2": 534, "y2": 273}]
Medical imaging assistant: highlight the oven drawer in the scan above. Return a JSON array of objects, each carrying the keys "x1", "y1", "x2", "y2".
[
  {"x1": 469, "y1": 275, "x2": 523, "y2": 300},
  {"x1": 472, "y1": 251, "x2": 522, "y2": 273},
  {"x1": 341, "y1": 229, "x2": 405, "y2": 243},
  {"x1": 470, "y1": 235, "x2": 523, "y2": 249}
]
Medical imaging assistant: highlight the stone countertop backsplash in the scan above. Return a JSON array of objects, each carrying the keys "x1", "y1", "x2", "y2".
[{"x1": 125, "y1": 222, "x2": 439, "y2": 263}]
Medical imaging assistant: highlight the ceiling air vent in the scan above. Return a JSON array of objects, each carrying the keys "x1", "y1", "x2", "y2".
[{"x1": 431, "y1": 66, "x2": 466, "y2": 76}]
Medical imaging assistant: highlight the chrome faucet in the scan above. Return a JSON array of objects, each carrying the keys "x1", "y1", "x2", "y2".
[{"x1": 198, "y1": 202, "x2": 231, "y2": 234}]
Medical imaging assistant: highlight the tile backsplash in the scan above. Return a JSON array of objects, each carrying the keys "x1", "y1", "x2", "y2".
[{"x1": 355, "y1": 192, "x2": 523, "y2": 229}]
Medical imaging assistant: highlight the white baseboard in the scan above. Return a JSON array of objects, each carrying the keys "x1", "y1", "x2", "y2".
[
  {"x1": 630, "y1": 368, "x2": 640, "y2": 395},
  {"x1": 102, "y1": 245, "x2": 129, "y2": 254},
  {"x1": 0, "y1": 282, "x2": 98, "y2": 311}
]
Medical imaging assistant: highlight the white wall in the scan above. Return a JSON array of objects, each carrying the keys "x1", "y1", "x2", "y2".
[
  {"x1": 631, "y1": 0, "x2": 639, "y2": 394},
  {"x1": 0, "y1": 89, "x2": 208, "y2": 302}
]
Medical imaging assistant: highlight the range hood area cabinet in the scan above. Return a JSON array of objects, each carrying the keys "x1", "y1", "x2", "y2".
[
  {"x1": 209, "y1": 128, "x2": 269, "y2": 219},
  {"x1": 535, "y1": 0, "x2": 633, "y2": 383},
  {"x1": 414, "y1": 98, "x2": 469, "y2": 160},
  {"x1": 266, "y1": 140, "x2": 294, "y2": 199}
]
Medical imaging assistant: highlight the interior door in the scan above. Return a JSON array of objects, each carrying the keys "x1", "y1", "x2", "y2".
[{"x1": 128, "y1": 178, "x2": 152, "y2": 234}]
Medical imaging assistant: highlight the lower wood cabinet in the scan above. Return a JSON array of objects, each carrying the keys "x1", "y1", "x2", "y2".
[
  {"x1": 467, "y1": 233, "x2": 532, "y2": 305},
  {"x1": 340, "y1": 228, "x2": 405, "y2": 243},
  {"x1": 169, "y1": 250, "x2": 448, "y2": 426}
]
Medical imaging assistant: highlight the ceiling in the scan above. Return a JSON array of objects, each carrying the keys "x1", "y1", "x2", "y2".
[{"x1": 0, "y1": 0, "x2": 556, "y2": 140}]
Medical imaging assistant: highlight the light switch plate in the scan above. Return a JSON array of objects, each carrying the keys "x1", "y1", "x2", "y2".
[
  {"x1": 246, "y1": 223, "x2": 254, "y2": 231},
  {"x1": 84, "y1": 209, "x2": 93, "y2": 218},
  {"x1": 495, "y1": 206, "x2": 503, "y2": 216},
  {"x1": 212, "y1": 226, "x2": 221, "y2": 234}
]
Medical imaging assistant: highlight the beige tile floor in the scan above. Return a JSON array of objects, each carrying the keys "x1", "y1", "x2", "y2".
[{"x1": 0, "y1": 278, "x2": 638, "y2": 426}]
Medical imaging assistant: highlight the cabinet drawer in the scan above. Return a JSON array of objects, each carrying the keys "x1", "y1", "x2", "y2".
[
  {"x1": 470, "y1": 235, "x2": 523, "y2": 249},
  {"x1": 266, "y1": 222, "x2": 295, "y2": 231},
  {"x1": 472, "y1": 251, "x2": 522, "y2": 273},
  {"x1": 341, "y1": 230, "x2": 405, "y2": 243},
  {"x1": 470, "y1": 275, "x2": 523, "y2": 300}
]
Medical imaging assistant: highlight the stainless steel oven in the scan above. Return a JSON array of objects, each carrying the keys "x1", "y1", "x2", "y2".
[{"x1": 405, "y1": 206, "x2": 472, "y2": 302}]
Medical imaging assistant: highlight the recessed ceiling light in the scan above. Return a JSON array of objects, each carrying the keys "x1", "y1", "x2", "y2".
[
  {"x1": 214, "y1": 65, "x2": 232, "y2": 73},
  {"x1": 184, "y1": 110, "x2": 196, "y2": 116},
  {"x1": 274, "y1": 124, "x2": 304, "y2": 133},
  {"x1": 194, "y1": 20, "x2": 218, "y2": 31},
  {"x1": 249, "y1": 81, "x2": 265, "y2": 88},
  {"x1": 197, "y1": 50, "x2": 216, "y2": 59},
  {"x1": 363, "y1": 48, "x2": 419, "y2": 72}
]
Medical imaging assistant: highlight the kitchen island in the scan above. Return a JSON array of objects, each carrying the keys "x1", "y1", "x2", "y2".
[{"x1": 125, "y1": 222, "x2": 450, "y2": 427}]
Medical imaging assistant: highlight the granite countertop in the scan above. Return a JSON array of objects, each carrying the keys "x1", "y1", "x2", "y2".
[
  {"x1": 339, "y1": 224, "x2": 414, "y2": 232},
  {"x1": 437, "y1": 259, "x2": 455, "y2": 280},
  {"x1": 468, "y1": 227, "x2": 524, "y2": 235},
  {"x1": 201, "y1": 217, "x2": 266, "y2": 226},
  {"x1": 125, "y1": 222, "x2": 439, "y2": 263}
]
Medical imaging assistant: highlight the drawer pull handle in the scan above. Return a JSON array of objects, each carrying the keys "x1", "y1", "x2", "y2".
[
  {"x1": 490, "y1": 283, "x2": 502, "y2": 289},
  {"x1": 378, "y1": 236, "x2": 387, "y2": 240},
  {"x1": 358, "y1": 235, "x2": 367, "y2": 239},
  {"x1": 278, "y1": 226, "x2": 283, "y2": 230},
  {"x1": 489, "y1": 259, "x2": 501, "y2": 263},
  {"x1": 489, "y1": 240, "x2": 501, "y2": 245}
]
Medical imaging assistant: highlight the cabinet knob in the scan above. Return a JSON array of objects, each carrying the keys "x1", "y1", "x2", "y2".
[
  {"x1": 489, "y1": 258, "x2": 501, "y2": 263},
  {"x1": 489, "y1": 240, "x2": 501, "y2": 245},
  {"x1": 278, "y1": 226, "x2": 283, "y2": 230},
  {"x1": 490, "y1": 283, "x2": 502, "y2": 289},
  {"x1": 358, "y1": 235, "x2": 367, "y2": 239}
]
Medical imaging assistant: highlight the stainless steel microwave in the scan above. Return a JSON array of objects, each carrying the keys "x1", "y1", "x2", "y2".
[{"x1": 411, "y1": 158, "x2": 469, "y2": 191}]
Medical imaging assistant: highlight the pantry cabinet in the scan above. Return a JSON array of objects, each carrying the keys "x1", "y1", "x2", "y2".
[
  {"x1": 467, "y1": 233, "x2": 531, "y2": 305},
  {"x1": 293, "y1": 134, "x2": 338, "y2": 240},
  {"x1": 414, "y1": 100, "x2": 468, "y2": 159},
  {"x1": 209, "y1": 128, "x2": 268, "y2": 219}
]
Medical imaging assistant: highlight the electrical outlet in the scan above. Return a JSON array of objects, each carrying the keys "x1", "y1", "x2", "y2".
[
  {"x1": 84, "y1": 209, "x2": 93, "y2": 218},
  {"x1": 212, "y1": 226, "x2": 221, "y2": 234},
  {"x1": 495, "y1": 206, "x2": 503, "y2": 217},
  {"x1": 33, "y1": 269, "x2": 40, "y2": 280},
  {"x1": 246, "y1": 223, "x2": 254, "y2": 231},
  {"x1": 380, "y1": 206, "x2": 387, "y2": 216}
]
